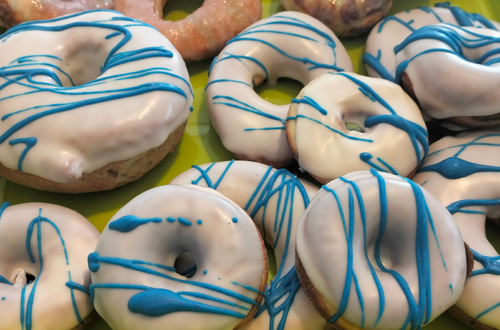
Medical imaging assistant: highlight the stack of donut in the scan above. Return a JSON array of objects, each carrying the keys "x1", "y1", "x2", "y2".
[{"x1": 1, "y1": 1, "x2": 500, "y2": 330}]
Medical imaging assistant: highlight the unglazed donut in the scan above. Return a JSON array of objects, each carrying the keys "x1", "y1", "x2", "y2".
[
  {"x1": 171, "y1": 160, "x2": 326, "y2": 330},
  {"x1": 0, "y1": 10, "x2": 193, "y2": 193},
  {"x1": 394, "y1": 24, "x2": 500, "y2": 127},
  {"x1": 280, "y1": 0, "x2": 393, "y2": 38},
  {"x1": 0, "y1": 0, "x2": 112, "y2": 28},
  {"x1": 413, "y1": 131, "x2": 500, "y2": 330},
  {"x1": 207, "y1": 12, "x2": 353, "y2": 167},
  {"x1": 89, "y1": 185, "x2": 268, "y2": 330},
  {"x1": 286, "y1": 72, "x2": 427, "y2": 184},
  {"x1": 114, "y1": 0, "x2": 262, "y2": 62},
  {"x1": 296, "y1": 170, "x2": 468, "y2": 330},
  {"x1": 363, "y1": 2, "x2": 500, "y2": 81},
  {"x1": 0, "y1": 202, "x2": 100, "y2": 330}
]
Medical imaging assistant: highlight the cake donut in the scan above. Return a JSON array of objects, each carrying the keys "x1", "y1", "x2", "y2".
[
  {"x1": 171, "y1": 160, "x2": 326, "y2": 330},
  {"x1": 413, "y1": 131, "x2": 500, "y2": 330},
  {"x1": 286, "y1": 72, "x2": 427, "y2": 184},
  {"x1": 114, "y1": 0, "x2": 262, "y2": 62},
  {"x1": 0, "y1": 202, "x2": 100, "y2": 330},
  {"x1": 0, "y1": 10, "x2": 193, "y2": 193},
  {"x1": 363, "y1": 2, "x2": 500, "y2": 81},
  {"x1": 207, "y1": 12, "x2": 353, "y2": 167},
  {"x1": 89, "y1": 185, "x2": 268, "y2": 330},
  {"x1": 0, "y1": 0, "x2": 112, "y2": 28},
  {"x1": 280, "y1": 0, "x2": 393, "y2": 38},
  {"x1": 394, "y1": 24, "x2": 500, "y2": 127},
  {"x1": 296, "y1": 170, "x2": 468, "y2": 330}
]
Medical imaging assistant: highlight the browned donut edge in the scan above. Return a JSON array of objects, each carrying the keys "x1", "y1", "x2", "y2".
[
  {"x1": 72, "y1": 310, "x2": 97, "y2": 330},
  {"x1": 0, "y1": 122, "x2": 187, "y2": 193},
  {"x1": 448, "y1": 306, "x2": 498, "y2": 330},
  {"x1": 233, "y1": 220, "x2": 269, "y2": 330}
]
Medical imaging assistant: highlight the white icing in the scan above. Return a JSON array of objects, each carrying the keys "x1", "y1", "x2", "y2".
[
  {"x1": 90, "y1": 185, "x2": 266, "y2": 330},
  {"x1": 206, "y1": 11, "x2": 352, "y2": 166},
  {"x1": 0, "y1": 202, "x2": 100, "y2": 330},
  {"x1": 171, "y1": 160, "x2": 325, "y2": 330},
  {"x1": 413, "y1": 131, "x2": 500, "y2": 329},
  {"x1": 288, "y1": 72, "x2": 426, "y2": 181},
  {"x1": 296, "y1": 171, "x2": 467, "y2": 329},
  {"x1": 0, "y1": 11, "x2": 192, "y2": 183},
  {"x1": 364, "y1": 5, "x2": 500, "y2": 80}
]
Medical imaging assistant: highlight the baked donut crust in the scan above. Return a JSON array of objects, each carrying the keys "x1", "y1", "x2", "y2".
[{"x1": 0, "y1": 122, "x2": 186, "y2": 193}]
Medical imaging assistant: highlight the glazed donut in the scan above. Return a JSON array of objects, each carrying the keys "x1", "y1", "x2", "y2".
[
  {"x1": 0, "y1": 202, "x2": 100, "y2": 330},
  {"x1": 295, "y1": 170, "x2": 468, "y2": 330},
  {"x1": 0, "y1": 0, "x2": 112, "y2": 28},
  {"x1": 280, "y1": 0, "x2": 393, "y2": 38},
  {"x1": 207, "y1": 12, "x2": 353, "y2": 167},
  {"x1": 413, "y1": 131, "x2": 500, "y2": 330},
  {"x1": 394, "y1": 24, "x2": 500, "y2": 127},
  {"x1": 363, "y1": 2, "x2": 500, "y2": 81},
  {"x1": 114, "y1": 0, "x2": 262, "y2": 62},
  {"x1": 0, "y1": 10, "x2": 193, "y2": 193},
  {"x1": 286, "y1": 72, "x2": 427, "y2": 184},
  {"x1": 89, "y1": 185, "x2": 268, "y2": 330},
  {"x1": 171, "y1": 160, "x2": 326, "y2": 330}
]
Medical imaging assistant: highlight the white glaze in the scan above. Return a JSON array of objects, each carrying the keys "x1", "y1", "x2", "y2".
[
  {"x1": 413, "y1": 131, "x2": 500, "y2": 329},
  {"x1": 395, "y1": 24, "x2": 500, "y2": 119},
  {"x1": 90, "y1": 185, "x2": 266, "y2": 330},
  {"x1": 288, "y1": 72, "x2": 427, "y2": 181},
  {"x1": 0, "y1": 10, "x2": 192, "y2": 184},
  {"x1": 296, "y1": 171, "x2": 467, "y2": 329},
  {"x1": 0, "y1": 202, "x2": 100, "y2": 330},
  {"x1": 206, "y1": 11, "x2": 352, "y2": 166},
  {"x1": 171, "y1": 160, "x2": 325, "y2": 330},
  {"x1": 364, "y1": 4, "x2": 500, "y2": 80}
]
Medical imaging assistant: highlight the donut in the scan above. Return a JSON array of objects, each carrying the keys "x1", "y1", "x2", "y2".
[
  {"x1": 295, "y1": 170, "x2": 468, "y2": 330},
  {"x1": 279, "y1": 0, "x2": 393, "y2": 38},
  {"x1": 363, "y1": 2, "x2": 500, "y2": 81},
  {"x1": 0, "y1": 202, "x2": 100, "y2": 330},
  {"x1": 0, "y1": 0, "x2": 112, "y2": 28},
  {"x1": 394, "y1": 24, "x2": 500, "y2": 127},
  {"x1": 0, "y1": 10, "x2": 193, "y2": 193},
  {"x1": 89, "y1": 185, "x2": 268, "y2": 330},
  {"x1": 206, "y1": 12, "x2": 353, "y2": 168},
  {"x1": 286, "y1": 72, "x2": 427, "y2": 184},
  {"x1": 114, "y1": 0, "x2": 262, "y2": 62},
  {"x1": 171, "y1": 160, "x2": 326, "y2": 330},
  {"x1": 412, "y1": 131, "x2": 500, "y2": 330}
]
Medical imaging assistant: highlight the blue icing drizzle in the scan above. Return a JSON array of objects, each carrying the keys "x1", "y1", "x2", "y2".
[
  {"x1": 291, "y1": 96, "x2": 327, "y2": 115},
  {"x1": 190, "y1": 161, "x2": 312, "y2": 330},
  {"x1": 0, "y1": 11, "x2": 192, "y2": 171},
  {"x1": 0, "y1": 201, "x2": 10, "y2": 217},
  {"x1": 197, "y1": 220, "x2": 203, "y2": 225},
  {"x1": 447, "y1": 199, "x2": 500, "y2": 215},
  {"x1": 320, "y1": 170, "x2": 449, "y2": 329},
  {"x1": 231, "y1": 217, "x2": 238, "y2": 223},
  {"x1": 203, "y1": 270, "x2": 208, "y2": 275},
  {"x1": 109, "y1": 215, "x2": 163, "y2": 232},
  {"x1": 166, "y1": 217, "x2": 176, "y2": 223},
  {"x1": 0, "y1": 275, "x2": 12, "y2": 285},
  {"x1": 177, "y1": 217, "x2": 192, "y2": 226}
]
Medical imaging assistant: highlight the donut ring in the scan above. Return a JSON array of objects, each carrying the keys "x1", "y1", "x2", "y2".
[
  {"x1": 296, "y1": 170, "x2": 468, "y2": 330},
  {"x1": 0, "y1": 11, "x2": 193, "y2": 193},
  {"x1": 0, "y1": 202, "x2": 100, "y2": 330},
  {"x1": 207, "y1": 12, "x2": 353, "y2": 167},
  {"x1": 0, "y1": 0, "x2": 113, "y2": 27},
  {"x1": 114, "y1": 0, "x2": 262, "y2": 62},
  {"x1": 286, "y1": 72, "x2": 428, "y2": 183},
  {"x1": 279, "y1": 0, "x2": 393, "y2": 38},
  {"x1": 394, "y1": 24, "x2": 500, "y2": 127},
  {"x1": 89, "y1": 185, "x2": 268, "y2": 330},
  {"x1": 363, "y1": 2, "x2": 500, "y2": 81},
  {"x1": 413, "y1": 131, "x2": 500, "y2": 330},
  {"x1": 171, "y1": 160, "x2": 326, "y2": 330}
]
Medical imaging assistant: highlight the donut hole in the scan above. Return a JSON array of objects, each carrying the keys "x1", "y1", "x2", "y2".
[
  {"x1": 174, "y1": 251, "x2": 197, "y2": 278},
  {"x1": 163, "y1": 0, "x2": 204, "y2": 21},
  {"x1": 265, "y1": 242, "x2": 277, "y2": 283},
  {"x1": 345, "y1": 122, "x2": 364, "y2": 133},
  {"x1": 486, "y1": 220, "x2": 500, "y2": 254},
  {"x1": 62, "y1": 41, "x2": 108, "y2": 87},
  {"x1": 25, "y1": 273, "x2": 36, "y2": 284},
  {"x1": 367, "y1": 240, "x2": 396, "y2": 271},
  {"x1": 254, "y1": 78, "x2": 304, "y2": 106},
  {"x1": 342, "y1": 111, "x2": 374, "y2": 133}
]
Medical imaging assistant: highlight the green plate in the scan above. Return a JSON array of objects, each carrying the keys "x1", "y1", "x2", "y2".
[{"x1": 1, "y1": 0, "x2": 500, "y2": 329}]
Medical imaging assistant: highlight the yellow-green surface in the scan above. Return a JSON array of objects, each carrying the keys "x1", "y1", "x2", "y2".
[{"x1": 1, "y1": 0, "x2": 500, "y2": 329}]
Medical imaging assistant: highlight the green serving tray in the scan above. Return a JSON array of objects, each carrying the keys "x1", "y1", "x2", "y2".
[{"x1": 1, "y1": 0, "x2": 500, "y2": 329}]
